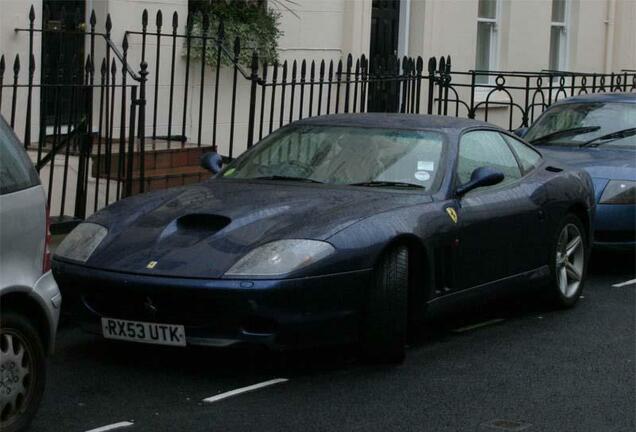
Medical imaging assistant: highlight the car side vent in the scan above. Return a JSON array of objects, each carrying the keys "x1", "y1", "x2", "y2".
[
  {"x1": 176, "y1": 213, "x2": 231, "y2": 235},
  {"x1": 545, "y1": 166, "x2": 563, "y2": 173}
]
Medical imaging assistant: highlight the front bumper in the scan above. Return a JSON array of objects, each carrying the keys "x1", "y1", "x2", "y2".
[
  {"x1": 593, "y1": 203, "x2": 635, "y2": 251},
  {"x1": 52, "y1": 260, "x2": 371, "y2": 349}
]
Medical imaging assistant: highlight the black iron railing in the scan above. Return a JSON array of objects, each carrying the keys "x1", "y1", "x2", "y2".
[{"x1": 1, "y1": 4, "x2": 634, "y2": 226}]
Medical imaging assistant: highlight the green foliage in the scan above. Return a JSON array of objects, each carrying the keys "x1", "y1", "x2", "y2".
[{"x1": 188, "y1": 1, "x2": 282, "y2": 67}]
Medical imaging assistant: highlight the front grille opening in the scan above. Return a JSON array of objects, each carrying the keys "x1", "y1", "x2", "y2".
[{"x1": 241, "y1": 316, "x2": 278, "y2": 335}]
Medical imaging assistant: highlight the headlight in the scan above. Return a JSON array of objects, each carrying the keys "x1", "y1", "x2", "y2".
[
  {"x1": 224, "y1": 239, "x2": 335, "y2": 277},
  {"x1": 55, "y1": 223, "x2": 108, "y2": 262},
  {"x1": 599, "y1": 180, "x2": 636, "y2": 204}
]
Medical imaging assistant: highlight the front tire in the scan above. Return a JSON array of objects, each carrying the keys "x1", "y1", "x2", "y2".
[
  {"x1": 0, "y1": 311, "x2": 46, "y2": 432},
  {"x1": 360, "y1": 246, "x2": 409, "y2": 364},
  {"x1": 548, "y1": 214, "x2": 588, "y2": 308}
]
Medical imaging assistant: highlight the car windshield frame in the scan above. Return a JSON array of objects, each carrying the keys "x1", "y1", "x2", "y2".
[
  {"x1": 217, "y1": 124, "x2": 449, "y2": 193},
  {"x1": 524, "y1": 101, "x2": 636, "y2": 149}
]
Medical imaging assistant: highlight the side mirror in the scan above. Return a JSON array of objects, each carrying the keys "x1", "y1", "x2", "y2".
[
  {"x1": 456, "y1": 166, "x2": 504, "y2": 197},
  {"x1": 200, "y1": 152, "x2": 223, "y2": 174},
  {"x1": 513, "y1": 127, "x2": 528, "y2": 138}
]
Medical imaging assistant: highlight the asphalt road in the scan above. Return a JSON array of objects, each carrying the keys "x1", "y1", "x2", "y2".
[{"x1": 32, "y1": 251, "x2": 635, "y2": 432}]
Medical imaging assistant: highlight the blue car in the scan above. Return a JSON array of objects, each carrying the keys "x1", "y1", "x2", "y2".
[
  {"x1": 52, "y1": 114, "x2": 595, "y2": 362},
  {"x1": 522, "y1": 93, "x2": 636, "y2": 250}
]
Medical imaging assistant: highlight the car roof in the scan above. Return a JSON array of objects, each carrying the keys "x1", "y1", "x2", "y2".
[
  {"x1": 552, "y1": 92, "x2": 636, "y2": 105},
  {"x1": 293, "y1": 113, "x2": 496, "y2": 132}
]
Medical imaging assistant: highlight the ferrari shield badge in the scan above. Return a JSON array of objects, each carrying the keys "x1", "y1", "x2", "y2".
[
  {"x1": 146, "y1": 260, "x2": 158, "y2": 269},
  {"x1": 446, "y1": 207, "x2": 458, "y2": 224}
]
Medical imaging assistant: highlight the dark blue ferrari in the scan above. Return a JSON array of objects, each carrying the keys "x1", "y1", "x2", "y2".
[
  {"x1": 52, "y1": 114, "x2": 595, "y2": 362},
  {"x1": 521, "y1": 92, "x2": 636, "y2": 250}
]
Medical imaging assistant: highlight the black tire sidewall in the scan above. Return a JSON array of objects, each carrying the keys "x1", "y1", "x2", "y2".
[
  {"x1": 360, "y1": 246, "x2": 409, "y2": 363},
  {"x1": 0, "y1": 310, "x2": 47, "y2": 432}
]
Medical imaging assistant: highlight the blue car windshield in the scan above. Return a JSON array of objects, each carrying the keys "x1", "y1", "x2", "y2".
[
  {"x1": 221, "y1": 126, "x2": 446, "y2": 190},
  {"x1": 525, "y1": 102, "x2": 636, "y2": 148}
]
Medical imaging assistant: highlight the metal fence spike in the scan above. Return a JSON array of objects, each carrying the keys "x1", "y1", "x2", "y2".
[{"x1": 13, "y1": 54, "x2": 20, "y2": 74}]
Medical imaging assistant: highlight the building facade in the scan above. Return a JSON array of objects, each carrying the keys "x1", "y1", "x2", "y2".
[
  {"x1": 1, "y1": 0, "x2": 634, "y2": 139},
  {"x1": 0, "y1": 0, "x2": 634, "y2": 220}
]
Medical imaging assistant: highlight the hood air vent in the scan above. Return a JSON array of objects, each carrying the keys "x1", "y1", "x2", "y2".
[{"x1": 176, "y1": 213, "x2": 231, "y2": 236}]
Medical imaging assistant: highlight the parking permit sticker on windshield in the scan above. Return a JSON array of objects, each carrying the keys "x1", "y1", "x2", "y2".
[
  {"x1": 414, "y1": 171, "x2": 430, "y2": 181},
  {"x1": 417, "y1": 161, "x2": 434, "y2": 171}
]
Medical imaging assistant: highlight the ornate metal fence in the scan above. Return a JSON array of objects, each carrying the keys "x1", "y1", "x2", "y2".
[{"x1": 0, "y1": 4, "x2": 634, "y2": 228}]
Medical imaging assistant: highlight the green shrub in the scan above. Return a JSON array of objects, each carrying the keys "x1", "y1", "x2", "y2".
[{"x1": 188, "y1": 0, "x2": 283, "y2": 66}]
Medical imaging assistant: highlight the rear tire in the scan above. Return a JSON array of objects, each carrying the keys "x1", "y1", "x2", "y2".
[
  {"x1": 547, "y1": 214, "x2": 588, "y2": 308},
  {"x1": 0, "y1": 310, "x2": 46, "y2": 432},
  {"x1": 360, "y1": 246, "x2": 409, "y2": 364}
]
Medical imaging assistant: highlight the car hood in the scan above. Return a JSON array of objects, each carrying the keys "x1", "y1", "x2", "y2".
[
  {"x1": 539, "y1": 146, "x2": 636, "y2": 181},
  {"x1": 82, "y1": 179, "x2": 428, "y2": 278}
]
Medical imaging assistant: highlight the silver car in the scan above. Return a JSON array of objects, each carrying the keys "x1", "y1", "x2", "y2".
[{"x1": 0, "y1": 116, "x2": 61, "y2": 432}]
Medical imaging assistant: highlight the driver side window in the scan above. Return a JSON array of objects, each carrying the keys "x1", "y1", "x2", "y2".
[{"x1": 457, "y1": 131, "x2": 521, "y2": 189}]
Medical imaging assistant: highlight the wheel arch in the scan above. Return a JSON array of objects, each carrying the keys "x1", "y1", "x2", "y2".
[
  {"x1": 567, "y1": 202, "x2": 592, "y2": 245},
  {"x1": 0, "y1": 291, "x2": 51, "y2": 353}
]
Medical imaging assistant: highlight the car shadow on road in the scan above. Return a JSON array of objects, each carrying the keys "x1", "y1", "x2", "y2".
[
  {"x1": 55, "y1": 294, "x2": 560, "y2": 382},
  {"x1": 55, "y1": 249, "x2": 634, "y2": 381},
  {"x1": 589, "y1": 248, "x2": 635, "y2": 276}
]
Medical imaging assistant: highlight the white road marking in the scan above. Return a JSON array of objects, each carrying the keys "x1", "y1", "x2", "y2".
[
  {"x1": 452, "y1": 318, "x2": 505, "y2": 333},
  {"x1": 85, "y1": 421, "x2": 134, "y2": 432},
  {"x1": 203, "y1": 378, "x2": 288, "y2": 404},
  {"x1": 612, "y1": 279, "x2": 636, "y2": 288}
]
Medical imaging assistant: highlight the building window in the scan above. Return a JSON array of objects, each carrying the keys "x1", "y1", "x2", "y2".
[
  {"x1": 549, "y1": 0, "x2": 568, "y2": 71},
  {"x1": 475, "y1": 0, "x2": 499, "y2": 84}
]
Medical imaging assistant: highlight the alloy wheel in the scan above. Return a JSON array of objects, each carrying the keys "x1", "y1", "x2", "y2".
[
  {"x1": 555, "y1": 223, "x2": 585, "y2": 298},
  {"x1": 0, "y1": 330, "x2": 35, "y2": 426}
]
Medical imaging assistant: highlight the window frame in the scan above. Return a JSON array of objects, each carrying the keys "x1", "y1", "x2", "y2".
[
  {"x1": 549, "y1": 0, "x2": 570, "y2": 72},
  {"x1": 475, "y1": 0, "x2": 501, "y2": 85},
  {"x1": 453, "y1": 128, "x2": 531, "y2": 196},
  {"x1": 500, "y1": 132, "x2": 544, "y2": 176}
]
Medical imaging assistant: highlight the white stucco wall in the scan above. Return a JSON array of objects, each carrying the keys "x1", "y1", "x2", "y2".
[
  {"x1": 1, "y1": 0, "x2": 634, "y2": 149},
  {"x1": 0, "y1": 0, "x2": 43, "y2": 142},
  {"x1": 611, "y1": 0, "x2": 636, "y2": 73}
]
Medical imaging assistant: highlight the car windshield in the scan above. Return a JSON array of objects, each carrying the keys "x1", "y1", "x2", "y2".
[
  {"x1": 524, "y1": 102, "x2": 636, "y2": 148},
  {"x1": 221, "y1": 125, "x2": 446, "y2": 190}
]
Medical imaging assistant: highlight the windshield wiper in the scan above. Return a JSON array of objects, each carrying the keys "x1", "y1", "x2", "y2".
[
  {"x1": 579, "y1": 127, "x2": 636, "y2": 147},
  {"x1": 251, "y1": 175, "x2": 324, "y2": 184},
  {"x1": 349, "y1": 181, "x2": 425, "y2": 189},
  {"x1": 529, "y1": 126, "x2": 601, "y2": 144}
]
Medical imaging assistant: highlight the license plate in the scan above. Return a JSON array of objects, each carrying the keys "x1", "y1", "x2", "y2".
[{"x1": 101, "y1": 318, "x2": 186, "y2": 347}]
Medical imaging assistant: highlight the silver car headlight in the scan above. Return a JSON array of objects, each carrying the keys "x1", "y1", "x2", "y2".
[
  {"x1": 55, "y1": 223, "x2": 108, "y2": 262},
  {"x1": 599, "y1": 180, "x2": 636, "y2": 204},
  {"x1": 224, "y1": 239, "x2": 335, "y2": 277}
]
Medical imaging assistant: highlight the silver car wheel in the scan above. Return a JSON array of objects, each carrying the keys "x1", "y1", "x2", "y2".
[
  {"x1": 555, "y1": 223, "x2": 584, "y2": 298},
  {"x1": 0, "y1": 331, "x2": 33, "y2": 424}
]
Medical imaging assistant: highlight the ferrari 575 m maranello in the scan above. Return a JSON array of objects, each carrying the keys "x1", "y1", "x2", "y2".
[{"x1": 52, "y1": 114, "x2": 595, "y2": 362}]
